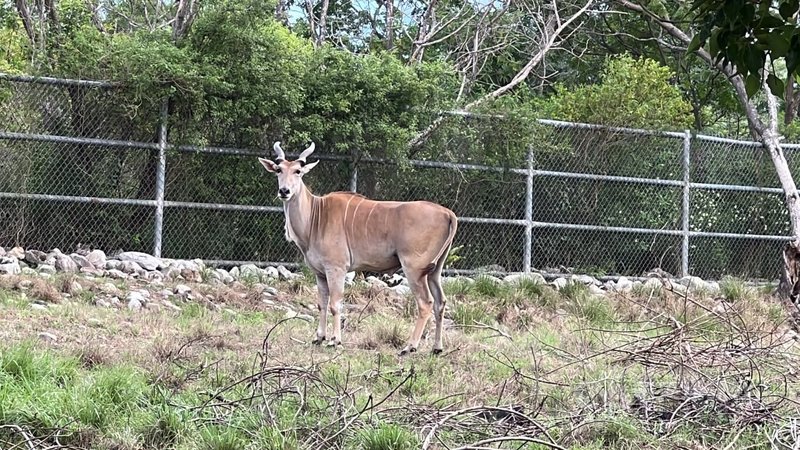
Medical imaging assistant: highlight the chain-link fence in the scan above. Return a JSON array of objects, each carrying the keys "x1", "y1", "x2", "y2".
[{"x1": 0, "y1": 73, "x2": 796, "y2": 280}]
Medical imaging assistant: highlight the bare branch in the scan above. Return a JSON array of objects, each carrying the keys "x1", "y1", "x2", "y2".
[
  {"x1": 14, "y1": 0, "x2": 36, "y2": 44},
  {"x1": 410, "y1": 0, "x2": 595, "y2": 150}
]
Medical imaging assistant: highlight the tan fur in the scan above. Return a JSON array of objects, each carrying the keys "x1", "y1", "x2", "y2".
[{"x1": 259, "y1": 144, "x2": 458, "y2": 355}]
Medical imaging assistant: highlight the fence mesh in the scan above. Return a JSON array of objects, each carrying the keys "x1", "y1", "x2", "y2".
[{"x1": 0, "y1": 75, "x2": 797, "y2": 281}]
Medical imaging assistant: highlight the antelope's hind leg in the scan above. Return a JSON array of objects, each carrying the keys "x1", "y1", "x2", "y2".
[
  {"x1": 399, "y1": 268, "x2": 433, "y2": 356},
  {"x1": 428, "y1": 271, "x2": 446, "y2": 355}
]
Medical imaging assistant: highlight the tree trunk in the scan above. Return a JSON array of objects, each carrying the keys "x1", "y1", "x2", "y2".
[
  {"x1": 384, "y1": 0, "x2": 394, "y2": 51},
  {"x1": 614, "y1": 0, "x2": 800, "y2": 302}
]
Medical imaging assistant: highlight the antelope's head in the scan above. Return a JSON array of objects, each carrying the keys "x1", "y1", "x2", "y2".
[{"x1": 259, "y1": 141, "x2": 320, "y2": 202}]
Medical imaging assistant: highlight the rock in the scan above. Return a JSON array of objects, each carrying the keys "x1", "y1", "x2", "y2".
[
  {"x1": 117, "y1": 251, "x2": 163, "y2": 271},
  {"x1": 366, "y1": 276, "x2": 388, "y2": 289},
  {"x1": 644, "y1": 278, "x2": 662, "y2": 292},
  {"x1": 0, "y1": 257, "x2": 21, "y2": 275},
  {"x1": 37, "y1": 264, "x2": 56, "y2": 275},
  {"x1": 105, "y1": 260, "x2": 123, "y2": 271},
  {"x1": 24, "y1": 250, "x2": 46, "y2": 265},
  {"x1": 128, "y1": 290, "x2": 149, "y2": 303},
  {"x1": 284, "y1": 309, "x2": 298, "y2": 319},
  {"x1": 238, "y1": 263, "x2": 261, "y2": 280},
  {"x1": 679, "y1": 276, "x2": 707, "y2": 290},
  {"x1": 86, "y1": 250, "x2": 107, "y2": 269},
  {"x1": 503, "y1": 273, "x2": 546, "y2": 285},
  {"x1": 109, "y1": 297, "x2": 121, "y2": 307},
  {"x1": 571, "y1": 274, "x2": 601, "y2": 286},
  {"x1": 99, "y1": 283, "x2": 119, "y2": 295},
  {"x1": 174, "y1": 284, "x2": 192, "y2": 297},
  {"x1": 105, "y1": 269, "x2": 128, "y2": 280},
  {"x1": 160, "y1": 266, "x2": 181, "y2": 280},
  {"x1": 229, "y1": 266, "x2": 240, "y2": 279},
  {"x1": 20, "y1": 267, "x2": 37, "y2": 276},
  {"x1": 38, "y1": 332, "x2": 57, "y2": 342},
  {"x1": 614, "y1": 277, "x2": 633, "y2": 292},
  {"x1": 162, "y1": 300, "x2": 182, "y2": 312},
  {"x1": 178, "y1": 268, "x2": 200, "y2": 283},
  {"x1": 7, "y1": 246, "x2": 24, "y2": 260},
  {"x1": 16, "y1": 279, "x2": 32, "y2": 289},
  {"x1": 144, "y1": 271, "x2": 164, "y2": 282},
  {"x1": 588, "y1": 284, "x2": 606, "y2": 296},
  {"x1": 144, "y1": 302, "x2": 160, "y2": 311},
  {"x1": 214, "y1": 269, "x2": 234, "y2": 284},
  {"x1": 550, "y1": 277, "x2": 568, "y2": 289},
  {"x1": 94, "y1": 298, "x2": 111, "y2": 308},
  {"x1": 70, "y1": 254, "x2": 94, "y2": 270},
  {"x1": 706, "y1": 281, "x2": 721, "y2": 294},
  {"x1": 345, "y1": 271, "x2": 356, "y2": 286},
  {"x1": 127, "y1": 298, "x2": 142, "y2": 310},
  {"x1": 670, "y1": 283, "x2": 688, "y2": 295},
  {"x1": 392, "y1": 285, "x2": 412, "y2": 296},
  {"x1": 31, "y1": 303, "x2": 48, "y2": 311},
  {"x1": 264, "y1": 266, "x2": 280, "y2": 279},
  {"x1": 79, "y1": 267, "x2": 104, "y2": 276},
  {"x1": 54, "y1": 256, "x2": 78, "y2": 273},
  {"x1": 0, "y1": 247, "x2": 5, "y2": 257},
  {"x1": 277, "y1": 265, "x2": 297, "y2": 280},
  {"x1": 120, "y1": 260, "x2": 143, "y2": 274}
]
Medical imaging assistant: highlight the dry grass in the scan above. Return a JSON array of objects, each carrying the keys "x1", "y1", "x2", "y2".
[
  {"x1": 1, "y1": 272, "x2": 800, "y2": 449},
  {"x1": 29, "y1": 278, "x2": 62, "y2": 303}
]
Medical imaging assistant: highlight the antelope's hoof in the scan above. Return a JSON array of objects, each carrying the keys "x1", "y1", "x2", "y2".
[
  {"x1": 399, "y1": 346, "x2": 417, "y2": 356},
  {"x1": 432, "y1": 348, "x2": 443, "y2": 355},
  {"x1": 311, "y1": 337, "x2": 325, "y2": 345},
  {"x1": 325, "y1": 339, "x2": 341, "y2": 348}
]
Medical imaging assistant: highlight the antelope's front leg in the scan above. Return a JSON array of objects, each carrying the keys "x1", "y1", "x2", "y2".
[
  {"x1": 325, "y1": 268, "x2": 346, "y2": 347},
  {"x1": 312, "y1": 274, "x2": 330, "y2": 345}
]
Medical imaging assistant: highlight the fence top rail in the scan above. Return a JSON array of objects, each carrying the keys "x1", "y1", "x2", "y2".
[
  {"x1": 0, "y1": 72, "x2": 121, "y2": 88},
  {"x1": 3, "y1": 71, "x2": 800, "y2": 150},
  {"x1": 535, "y1": 119, "x2": 688, "y2": 139}
]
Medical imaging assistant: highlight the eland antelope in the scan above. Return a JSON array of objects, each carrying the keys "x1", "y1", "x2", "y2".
[{"x1": 258, "y1": 141, "x2": 458, "y2": 355}]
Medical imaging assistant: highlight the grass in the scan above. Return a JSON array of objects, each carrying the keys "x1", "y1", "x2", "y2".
[{"x1": 0, "y1": 271, "x2": 799, "y2": 450}]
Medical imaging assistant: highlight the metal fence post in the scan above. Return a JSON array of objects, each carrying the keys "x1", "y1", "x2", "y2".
[
  {"x1": 350, "y1": 165, "x2": 358, "y2": 192},
  {"x1": 153, "y1": 98, "x2": 168, "y2": 258},
  {"x1": 524, "y1": 145, "x2": 534, "y2": 274},
  {"x1": 681, "y1": 129, "x2": 691, "y2": 277}
]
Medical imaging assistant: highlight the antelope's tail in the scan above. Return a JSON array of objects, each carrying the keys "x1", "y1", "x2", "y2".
[{"x1": 423, "y1": 211, "x2": 458, "y2": 276}]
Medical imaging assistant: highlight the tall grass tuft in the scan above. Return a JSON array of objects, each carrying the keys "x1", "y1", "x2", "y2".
[
  {"x1": 353, "y1": 422, "x2": 419, "y2": 450},
  {"x1": 473, "y1": 274, "x2": 506, "y2": 298},
  {"x1": 719, "y1": 276, "x2": 754, "y2": 302}
]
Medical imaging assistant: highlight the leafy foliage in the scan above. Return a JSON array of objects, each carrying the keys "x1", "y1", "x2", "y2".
[
  {"x1": 543, "y1": 54, "x2": 693, "y2": 129},
  {"x1": 688, "y1": 0, "x2": 800, "y2": 97}
]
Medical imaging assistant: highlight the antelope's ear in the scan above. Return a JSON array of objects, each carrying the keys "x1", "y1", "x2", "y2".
[
  {"x1": 299, "y1": 159, "x2": 320, "y2": 175},
  {"x1": 259, "y1": 157, "x2": 280, "y2": 173}
]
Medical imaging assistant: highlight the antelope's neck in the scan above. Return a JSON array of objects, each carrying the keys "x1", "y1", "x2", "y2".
[{"x1": 284, "y1": 186, "x2": 317, "y2": 251}]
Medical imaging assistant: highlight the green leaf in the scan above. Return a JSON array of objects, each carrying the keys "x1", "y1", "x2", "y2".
[
  {"x1": 760, "y1": 33, "x2": 791, "y2": 57},
  {"x1": 787, "y1": 48, "x2": 800, "y2": 75},
  {"x1": 710, "y1": 28, "x2": 725, "y2": 56},
  {"x1": 767, "y1": 73, "x2": 785, "y2": 96},
  {"x1": 687, "y1": 33, "x2": 704, "y2": 53},
  {"x1": 745, "y1": 72, "x2": 761, "y2": 97},
  {"x1": 779, "y1": 1, "x2": 797, "y2": 20},
  {"x1": 745, "y1": 46, "x2": 765, "y2": 73}
]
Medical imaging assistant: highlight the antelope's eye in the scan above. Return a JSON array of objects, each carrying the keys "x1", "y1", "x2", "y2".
[
  {"x1": 276, "y1": 168, "x2": 282, "y2": 173},
  {"x1": 295, "y1": 170, "x2": 302, "y2": 174}
]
